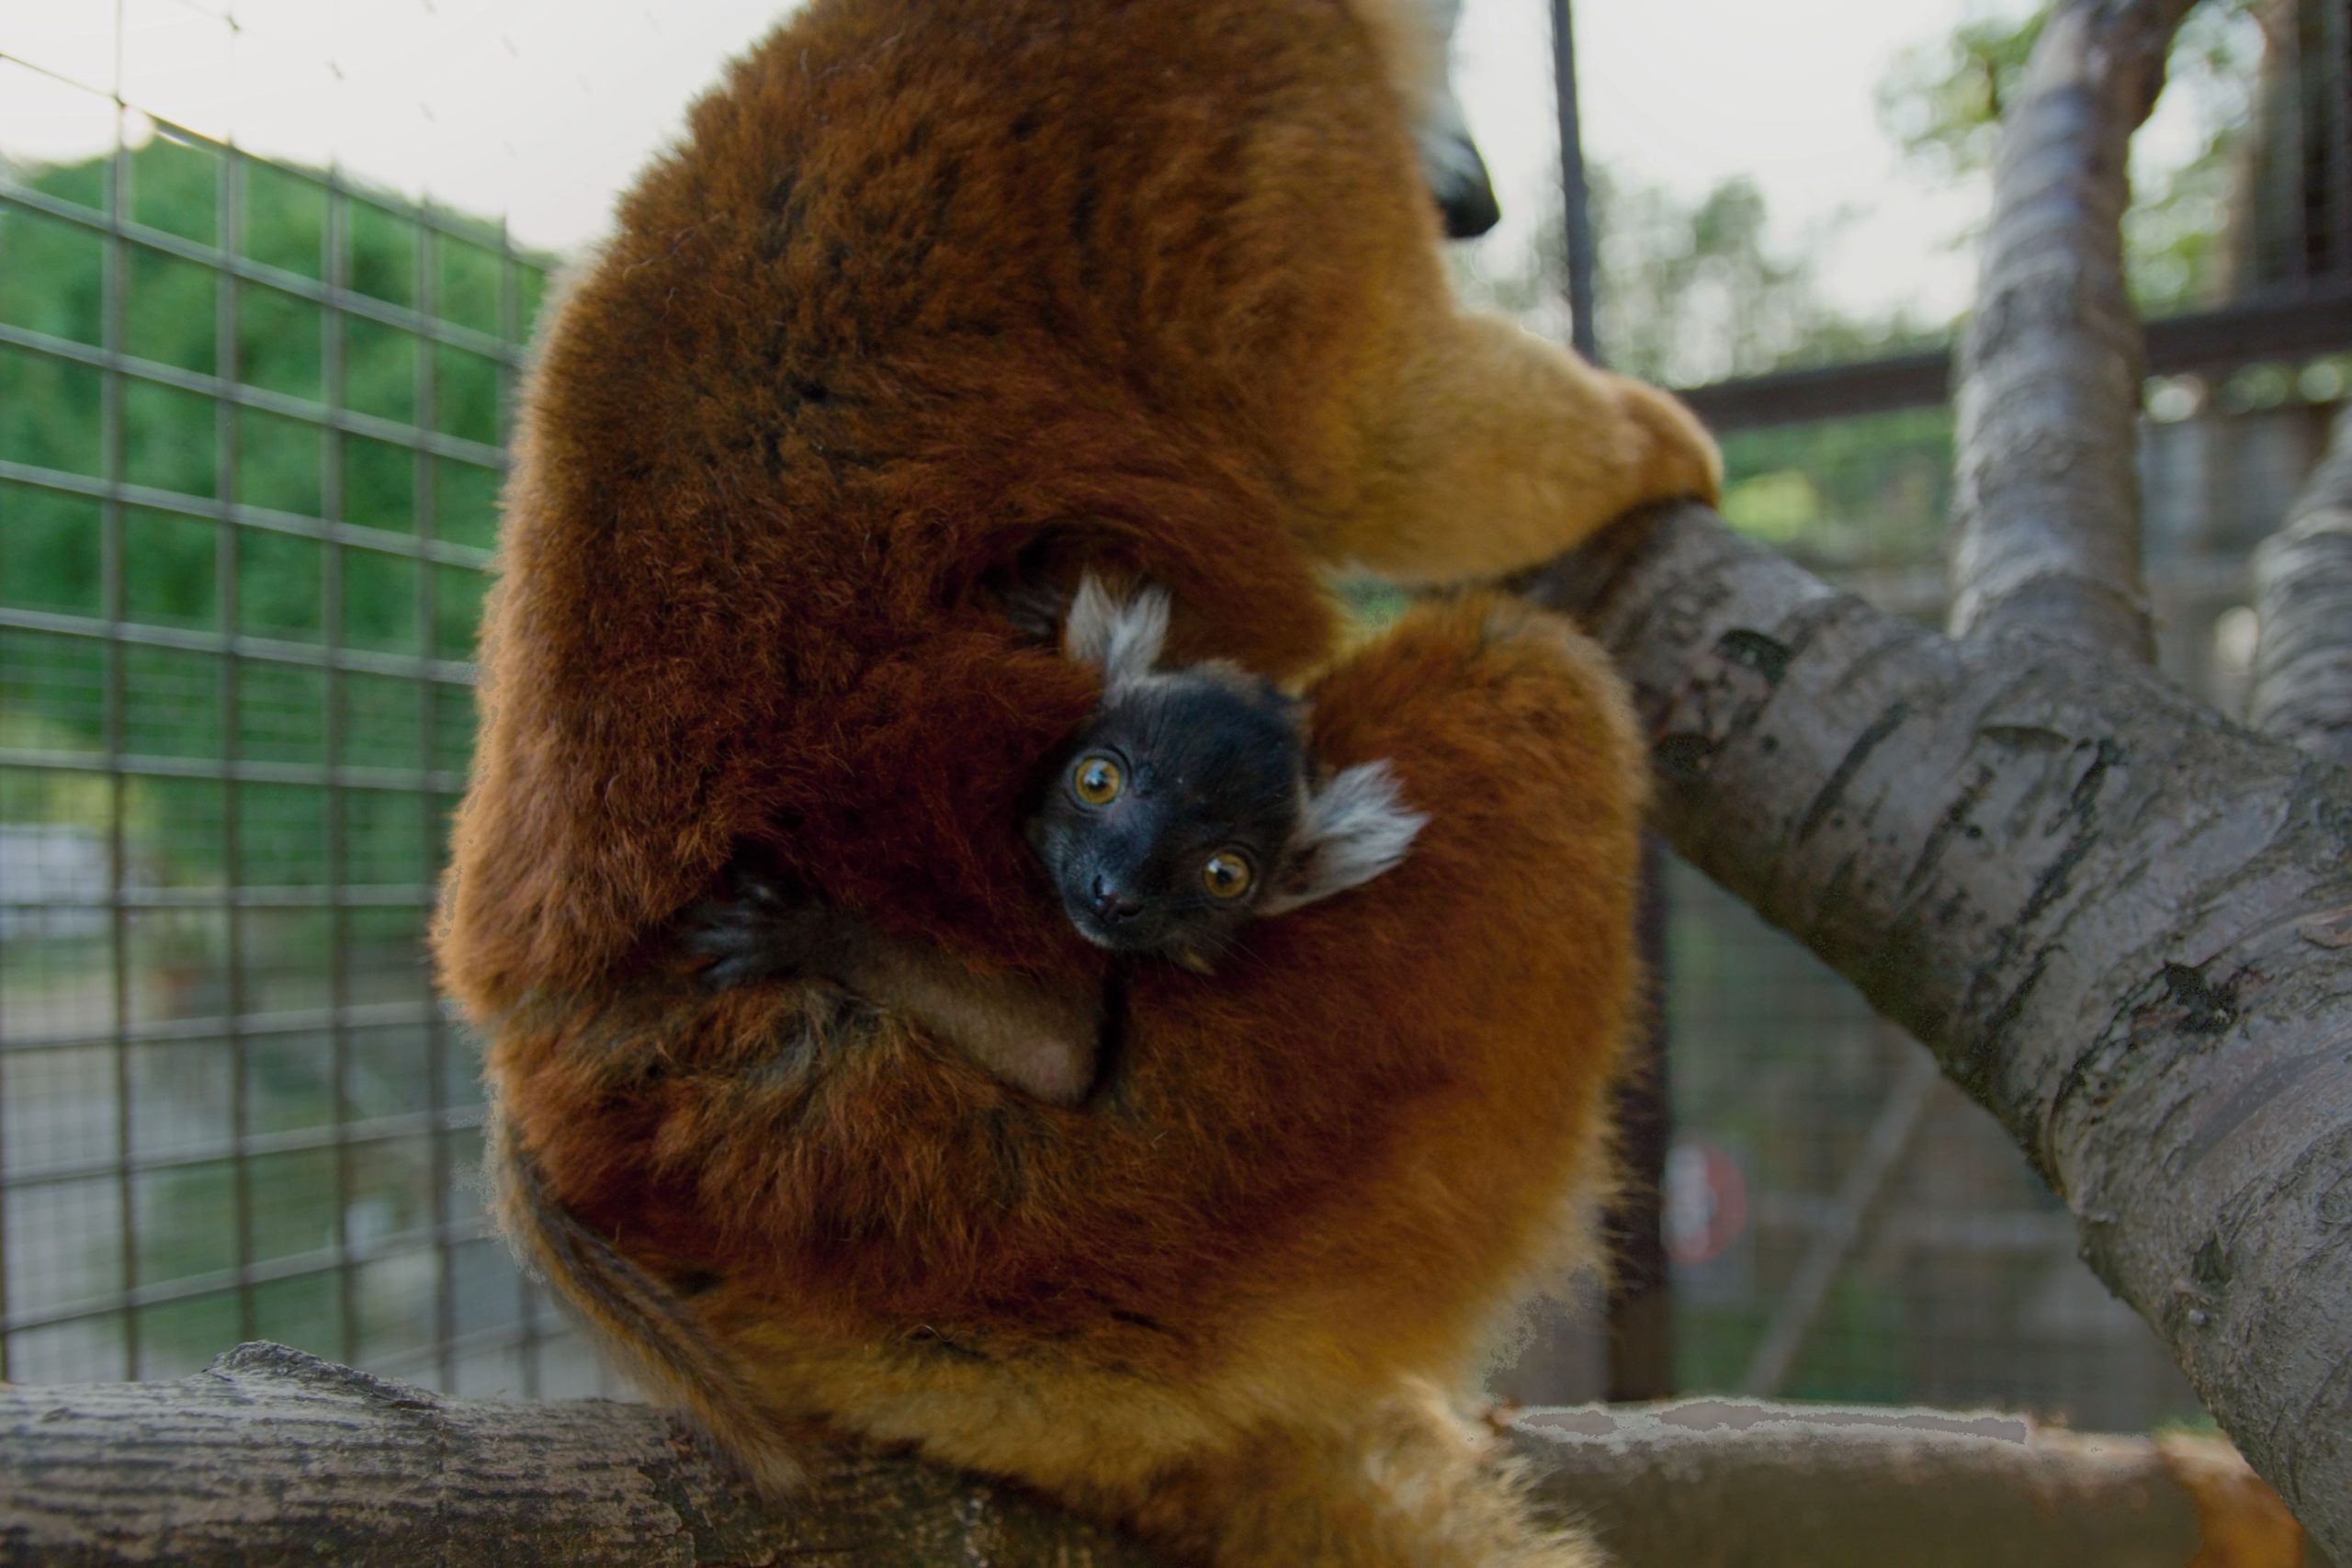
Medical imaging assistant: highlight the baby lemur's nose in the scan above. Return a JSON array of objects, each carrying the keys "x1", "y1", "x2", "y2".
[{"x1": 1089, "y1": 876, "x2": 1144, "y2": 923}]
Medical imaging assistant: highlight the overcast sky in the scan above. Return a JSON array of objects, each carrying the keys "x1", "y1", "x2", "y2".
[{"x1": 3, "y1": 0, "x2": 2098, "y2": 327}]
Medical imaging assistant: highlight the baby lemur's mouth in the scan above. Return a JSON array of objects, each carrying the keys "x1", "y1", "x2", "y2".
[{"x1": 1066, "y1": 903, "x2": 1167, "y2": 954}]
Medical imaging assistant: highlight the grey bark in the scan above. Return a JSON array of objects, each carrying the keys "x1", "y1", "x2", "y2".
[
  {"x1": 1948, "y1": 0, "x2": 2199, "y2": 661},
  {"x1": 2253, "y1": 401, "x2": 2352, "y2": 764},
  {"x1": 0, "y1": 1344, "x2": 2283, "y2": 1567},
  {"x1": 1532, "y1": 501, "x2": 2352, "y2": 1562},
  {"x1": 0, "y1": 1342, "x2": 1164, "y2": 1568},
  {"x1": 1520, "y1": 1403, "x2": 2289, "y2": 1568}
]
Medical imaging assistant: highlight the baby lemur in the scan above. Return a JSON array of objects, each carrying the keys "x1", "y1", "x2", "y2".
[{"x1": 685, "y1": 577, "x2": 1426, "y2": 1104}]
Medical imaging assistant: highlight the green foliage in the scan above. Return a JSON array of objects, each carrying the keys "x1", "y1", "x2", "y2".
[
  {"x1": 0, "y1": 135, "x2": 546, "y2": 800},
  {"x1": 1, "y1": 149, "x2": 528, "y2": 1390},
  {"x1": 1719, "y1": 406, "x2": 1957, "y2": 577},
  {"x1": 1876, "y1": 9, "x2": 2052, "y2": 182},
  {"x1": 1446, "y1": 0, "x2": 2278, "y2": 574},
  {"x1": 1448, "y1": 170, "x2": 1931, "y2": 390},
  {"x1": 1877, "y1": 0, "x2": 2268, "y2": 312},
  {"x1": 1591, "y1": 171, "x2": 1937, "y2": 389}
]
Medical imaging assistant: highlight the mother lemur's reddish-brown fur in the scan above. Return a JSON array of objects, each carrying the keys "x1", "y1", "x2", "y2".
[{"x1": 437, "y1": 0, "x2": 1718, "y2": 1562}]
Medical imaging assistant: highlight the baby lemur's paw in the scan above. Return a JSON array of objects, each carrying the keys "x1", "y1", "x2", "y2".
[
  {"x1": 680, "y1": 864, "x2": 842, "y2": 991},
  {"x1": 1000, "y1": 576, "x2": 1075, "y2": 645}
]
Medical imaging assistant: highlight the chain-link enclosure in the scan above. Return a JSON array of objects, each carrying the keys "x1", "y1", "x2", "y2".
[{"x1": 0, "y1": 24, "x2": 620, "y2": 1395}]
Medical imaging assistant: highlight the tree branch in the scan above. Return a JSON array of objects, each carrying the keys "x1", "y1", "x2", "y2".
[
  {"x1": 1519, "y1": 1403, "x2": 2306, "y2": 1568},
  {"x1": 2252, "y1": 401, "x2": 2352, "y2": 765},
  {"x1": 0, "y1": 1344, "x2": 2303, "y2": 1566},
  {"x1": 1532, "y1": 502, "x2": 2352, "y2": 1562},
  {"x1": 0, "y1": 1342, "x2": 1168, "y2": 1568},
  {"x1": 1948, "y1": 0, "x2": 2199, "y2": 661}
]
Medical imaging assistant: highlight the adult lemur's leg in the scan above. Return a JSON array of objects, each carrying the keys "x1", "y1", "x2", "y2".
[{"x1": 1143, "y1": 1379, "x2": 1601, "y2": 1568}]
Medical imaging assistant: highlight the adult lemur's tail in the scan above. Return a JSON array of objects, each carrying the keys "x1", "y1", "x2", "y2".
[{"x1": 487, "y1": 1105, "x2": 809, "y2": 1499}]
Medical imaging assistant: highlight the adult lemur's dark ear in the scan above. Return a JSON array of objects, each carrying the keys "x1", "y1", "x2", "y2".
[
  {"x1": 1063, "y1": 573, "x2": 1170, "y2": 691},
  {"x1": 1260, "y1": 761, "x2": 1430, "y2": 917},
  {"x1": 1414, "y1": 0, "x2": 1499, "y2": 238},
  {"x1": 1420, "y1": 121, "x2": 1499, "y2": 239}
]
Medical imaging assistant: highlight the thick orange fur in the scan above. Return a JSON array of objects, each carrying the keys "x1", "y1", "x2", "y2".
[{"x1": 437, "y1": 0, "x2": 1711, "y2": 1562}]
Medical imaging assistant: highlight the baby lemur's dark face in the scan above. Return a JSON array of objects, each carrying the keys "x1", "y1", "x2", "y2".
[
  {"x1": 1027, "y1": 670, "x2": 1306, "y2": 964},
  {"x1": 1032, "y1": 574, "x2": 1427, "y2": 969}
]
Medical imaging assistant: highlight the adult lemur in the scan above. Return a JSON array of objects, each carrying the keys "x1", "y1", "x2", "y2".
[{"x1": 436, "y1": 0, "x2": 1718, "y2": 1562}]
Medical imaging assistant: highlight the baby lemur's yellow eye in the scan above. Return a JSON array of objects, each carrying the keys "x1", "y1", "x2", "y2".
[
  {"x1": 1203, "y1": 851, "x2": 1253, "y2": 899},
  {"x1": 1073, "y1": 755, "x2": 1124, "y2": 807}
]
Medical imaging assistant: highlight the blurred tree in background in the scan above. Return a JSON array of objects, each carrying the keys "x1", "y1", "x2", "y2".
[
  {"x1": 1454, "y1": 168, "x2": 1928, "y2": 391},
  {"x1": 2, "y1": 135, "x2": 518, "y2": 777},
  {"x1": 1877, "y1": 0, "x2": 2267, "y2": 311},
  {"x1": 1453, "y1": 0, "x2": 2301, "y2": 577}
]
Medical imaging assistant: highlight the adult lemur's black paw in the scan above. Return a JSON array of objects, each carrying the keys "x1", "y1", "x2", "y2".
[
  {"x1": 1419, "y1": 125, "x2": 1499, "y2": 240},
  {"x1": 680, "y1": 863, "x2": 842, "y2": 991},
  {"x1": 977, "y1": 542, "x2": 1083, "y2": 646}
]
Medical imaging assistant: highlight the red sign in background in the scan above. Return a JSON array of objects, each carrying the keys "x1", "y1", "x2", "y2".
[{"x1": 1665, "y1": 1140, "x2": 1748, "y2": 1267}]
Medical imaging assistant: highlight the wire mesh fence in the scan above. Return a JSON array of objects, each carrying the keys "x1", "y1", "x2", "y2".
[{"x1": 0, "y1": 33, "x2": 616, "y2": 1396}]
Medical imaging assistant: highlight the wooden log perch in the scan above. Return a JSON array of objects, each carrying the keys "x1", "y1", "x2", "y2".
[
  {"x1": 0, "y1": 1343, "x2": 2307, "y2": 1567},
  {"x1": 1530, "y1": 501, "x2": 2352, "y2": 1562},
  {"x1": 1517, "y1": 1403, "x2": 2309, "y2": 1568},
  {"x1": 0, "y1": 1342, "x2": 1162, "y2": 1568}
]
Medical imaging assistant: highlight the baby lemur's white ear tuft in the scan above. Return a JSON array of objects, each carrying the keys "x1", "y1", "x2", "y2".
[
  {"x1": 1261, "y1": 760, "x2": 1429, "y2": 917},
  {"x1": 1063, "y1": 573, "x2": 1170, "y2": 692}
]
